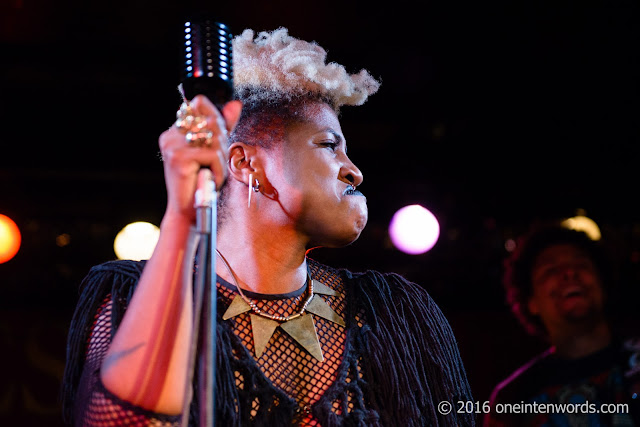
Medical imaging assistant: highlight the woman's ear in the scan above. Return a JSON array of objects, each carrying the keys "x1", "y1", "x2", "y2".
[{"x1": 228, "y1": 142, "x2": 259, "y2": 185}]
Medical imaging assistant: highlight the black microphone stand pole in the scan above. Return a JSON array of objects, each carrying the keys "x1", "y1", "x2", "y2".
[{"x1": 181, "y1": 169, "x2": 217, "y2": 427}]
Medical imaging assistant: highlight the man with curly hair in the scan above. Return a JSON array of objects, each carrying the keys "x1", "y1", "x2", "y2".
[
  {"x1": 62, "y1": 27, "x2": 474, "y2": 426},
  {"x1": 484, "y1": 223, "x2": 640, "y2": 426}
]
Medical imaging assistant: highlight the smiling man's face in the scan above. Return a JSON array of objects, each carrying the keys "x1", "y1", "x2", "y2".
[{"x1": 527, "y1": 243, "x2": 606, "y2": 334}]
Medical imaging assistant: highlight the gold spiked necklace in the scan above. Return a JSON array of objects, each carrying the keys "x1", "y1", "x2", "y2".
[{"x1": 216, "y1": 250, "x2": 345, "y2": 362}]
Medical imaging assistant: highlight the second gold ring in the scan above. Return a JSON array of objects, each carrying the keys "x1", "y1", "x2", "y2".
[{"x1": 175, "y1": 102, "x2": 214, "y2": 147}]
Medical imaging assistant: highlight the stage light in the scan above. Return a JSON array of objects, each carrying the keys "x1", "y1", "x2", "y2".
[
  {"x1": 0, "y1": 214, "x2": 21, "y2": 263},
  {"x1": 114, "y1": 221, "x2": 160, "y2": 261},
  {"x1": 505, "y1": 238, "x2": 517, "y2": 252},
  {"x1": 561, "y1": 215, "x2": 601, "y2": 241},
  {"x1": 56, "y1": 233, "x2": 71, "y2": 247},
  {"x1": 388, "y1": 204, "x2": 440, "y2": 255}
]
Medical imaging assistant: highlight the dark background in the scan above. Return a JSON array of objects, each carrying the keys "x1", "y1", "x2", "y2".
[{"x1": 2, "y1": 0, "x2": 639, "y2": 425}]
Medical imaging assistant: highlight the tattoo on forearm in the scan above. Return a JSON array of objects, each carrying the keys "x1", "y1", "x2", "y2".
[{"x1": 103, "y1": 343, "x2": 145, "y2": 372}]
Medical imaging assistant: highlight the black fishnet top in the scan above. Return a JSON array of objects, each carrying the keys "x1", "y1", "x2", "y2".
[
  {"x1": 216, "y1": 268, "x2": 354, "y2": 423},
  {"x1": 63, "y1": 258, "x2": 476, "y2": 427}
]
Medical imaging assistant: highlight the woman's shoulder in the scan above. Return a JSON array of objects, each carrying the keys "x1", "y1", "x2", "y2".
[
  {"x1": 85, "y1": 258, "x2": 147, "y2": 278},
  {"x1": 309, "y1": 258, "x2": 440, "y2": 320},
  {"x1": 344, "y1": 266, "x2": 434, "y2": 304},
  {"x1": 78, "y1": 259, "x2": 146, "y2": 292}
]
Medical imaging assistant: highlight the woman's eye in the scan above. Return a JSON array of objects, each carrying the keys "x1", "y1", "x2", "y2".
[{"x1": 321, "y1": 141, "x2": 339, "y2": 150}]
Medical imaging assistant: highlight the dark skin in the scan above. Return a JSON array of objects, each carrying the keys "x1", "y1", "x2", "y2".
[
  {"x1": 527, "y1": 243, "x2": 611, "y2": 359},
  {"x1": 101, "y1": 97, "x2": 366, "y2": 413},
  {"x1": 217, "y1": 100, "x2": 366, "y2": 295}
]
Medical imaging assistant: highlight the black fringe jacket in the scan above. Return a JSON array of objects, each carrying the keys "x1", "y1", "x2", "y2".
[{"x1": 62, "y1": 259, "x2": 475, "y2": 426}]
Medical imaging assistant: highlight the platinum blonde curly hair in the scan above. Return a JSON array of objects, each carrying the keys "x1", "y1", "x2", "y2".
[
  {"x1": 232, "y1": 27, "x2": 381, "y2": 110},
  {"x1": 218, "y1": 27, "x2": 380, "y2": 218}
]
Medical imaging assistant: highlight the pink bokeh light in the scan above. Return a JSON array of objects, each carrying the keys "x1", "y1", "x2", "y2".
[{"x1": 388, "y1": 204, "x2": 440, "y2": 255}]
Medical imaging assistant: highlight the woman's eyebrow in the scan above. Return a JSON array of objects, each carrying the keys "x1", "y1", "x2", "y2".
[{"x1": 327, "y1": 129, "x2": 345, "y2": 151}]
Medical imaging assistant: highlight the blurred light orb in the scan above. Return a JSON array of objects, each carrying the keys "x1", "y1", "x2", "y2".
[
  {"x1": 114, "y1": 221, "x2": 160, "y2": 261},
  {"x1": 561, "y1": 215, "x2": 601, "y2": 241},
  {"x1": 56, "y1": 233, "x2": 71, "y2": 247},
  {"x1": 389, "y1": 204, "x2": 440, "y2": 255},
  {"x1": 0, "y1": 214, "x2": 21, "y2": 263},
  {"x1": 505, "y1": 238, "x2": 517, "y2": 252}
]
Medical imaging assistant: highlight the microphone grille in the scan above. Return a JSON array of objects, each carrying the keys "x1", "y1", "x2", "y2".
[
  {"x1": 183, "y1": 20, "x2": 232, "y2": 81},
  {"x1": 181, "y1": 19, "x2": 234, "y2": 106}
]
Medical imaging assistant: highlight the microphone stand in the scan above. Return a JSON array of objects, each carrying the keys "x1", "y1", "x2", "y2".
[
  {"x1": 181, "y1": 169, "x2": 217, "y2": 427},
  {"x1": 177, "y1": 18, "x2": 233, "y2": 426}
]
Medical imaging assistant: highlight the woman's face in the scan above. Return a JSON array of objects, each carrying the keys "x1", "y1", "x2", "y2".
[{"x1": 261, "y1": 102, "x2": 368, "y2": 248}]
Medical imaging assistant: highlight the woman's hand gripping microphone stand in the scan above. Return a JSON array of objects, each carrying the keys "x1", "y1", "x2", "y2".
[{"x1": 174, "y1": 88, "x2": 239, "y2": 427}]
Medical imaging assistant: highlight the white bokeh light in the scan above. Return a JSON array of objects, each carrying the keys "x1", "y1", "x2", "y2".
[
  {"x1": 114, "y1": 221, "x2": 160, "y2": 261},
  {"x1": 388, "y1": 205, "x2": 440, "y2": 255}
]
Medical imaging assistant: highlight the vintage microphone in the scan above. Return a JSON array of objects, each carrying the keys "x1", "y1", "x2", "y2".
[{"x1": 178, "y1": 18, "x2": 234, "y2": 427}]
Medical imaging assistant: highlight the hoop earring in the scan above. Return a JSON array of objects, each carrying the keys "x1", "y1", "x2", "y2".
[{"x1": 248, "y1": 173, "x2": 260, "y2": 208}]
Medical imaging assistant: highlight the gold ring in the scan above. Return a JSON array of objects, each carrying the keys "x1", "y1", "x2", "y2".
[
  {"x1": 175, "y1": 102, "x2": 213, "y2": 147},
  {"x1": 185, "y1": 130, "x2": 214, "y2": 147}
]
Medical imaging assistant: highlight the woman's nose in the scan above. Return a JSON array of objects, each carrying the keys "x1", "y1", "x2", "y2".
[{"x1": 341, "y1": 156, "x2": 363, "y2": 187}]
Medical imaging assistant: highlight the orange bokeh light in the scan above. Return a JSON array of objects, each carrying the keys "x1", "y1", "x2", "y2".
[{"x1": 0, "y1": 214, "x2": 21, "y2": 263}]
